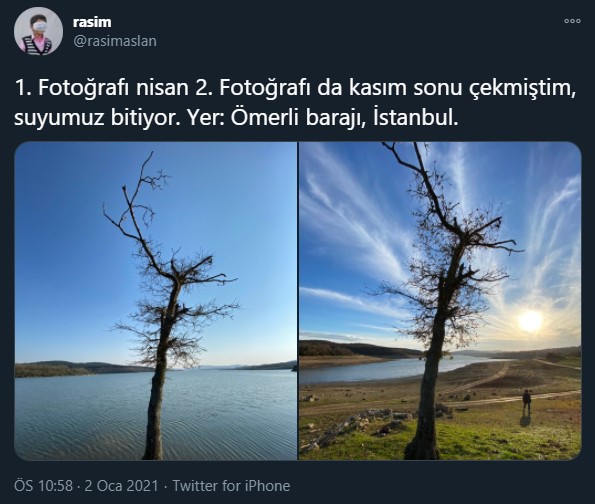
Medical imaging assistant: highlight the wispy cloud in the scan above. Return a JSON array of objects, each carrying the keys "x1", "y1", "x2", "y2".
[
  {"x1": 480, "y1": 145, "x2": 581, "y2": 348},
  {"x1": 299, "y1": 330, "x2": 373, "y2": 343},
  {"x1": 527, "y1": 174, "x2": 580, "y2": 272},
  {"x1": 444, "y1": 143, "x2": 469, "y2": 216},
  {"x1": 300, "y1": 143, "x2": 413, "y2": 284},
  {"x1": 299, "y1": 286, "x2": 407, "y2": 318},
  {"x1": 354, "y1": 323, "x2": 399, "y2": 333}
]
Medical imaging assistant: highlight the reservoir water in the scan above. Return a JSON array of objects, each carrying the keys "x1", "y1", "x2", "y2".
[
  {"x1": 300, "y1": 355, "x2": 501, "y2": 385},
  {"x1": 15, "y1": 369, "x2": 296, "y2": 461}
]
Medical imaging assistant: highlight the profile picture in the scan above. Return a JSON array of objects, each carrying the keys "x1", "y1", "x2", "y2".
[{"x1": 14, "y1": 7, "x2": 63, "y2": 55}]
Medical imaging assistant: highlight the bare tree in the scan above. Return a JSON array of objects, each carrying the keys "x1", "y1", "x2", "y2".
[
  {"x1": 103, "y1": 152, "x2": 238, "y2": 460},
  {"x1": 378, "y1": 142, "x2": 522, "y2": 459}
]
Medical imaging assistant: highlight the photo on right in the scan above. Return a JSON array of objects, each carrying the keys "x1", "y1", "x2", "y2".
[{"x1": 298, "y1": 142, "x2": 581, "y2": 460}]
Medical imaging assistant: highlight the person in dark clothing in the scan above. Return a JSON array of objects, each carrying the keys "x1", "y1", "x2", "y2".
[{"x1": 522, "y1": 389, "x2": 532, "y2": 415}]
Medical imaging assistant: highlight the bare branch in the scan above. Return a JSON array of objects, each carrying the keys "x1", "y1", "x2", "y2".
[
  {"x1": 377, "y1": 142, "x2": 523, "y2": 348},
  {"x1": 373, "y1": 281, "x2": 434, "y2": 311},
  {"x1": 105, "y1": 152, "x2": 239, "y2": 369},
  {"x1": 382, "y1": 141, "x2": 460, "y2": 235}
]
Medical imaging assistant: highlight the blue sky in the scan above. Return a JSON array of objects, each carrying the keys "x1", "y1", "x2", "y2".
[
  {"x1": 15, "y1": 142, "x2": 296, "y2": 366},
  {"x1": 299, "y1": 142, "x2": 581, "y2": 352}
]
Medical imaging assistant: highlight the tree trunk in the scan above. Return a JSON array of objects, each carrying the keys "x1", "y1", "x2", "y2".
[
  {"x1": 142, "y1": 340, "x2": 168, "y2": 460},
  {"x1": 405, "y1": 242, "x2": 463, "y2": 460},
  {"x1": 142, "y1": 286, "x2": 180, "y2": 460},
  {"x1": 404, "y1": 326, "x2": 443, "y2": 460}
]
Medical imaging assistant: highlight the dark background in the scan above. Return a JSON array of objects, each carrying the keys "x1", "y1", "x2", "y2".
[{"x1": 4, "y1": 1, "x2": 591, "y2": 502}]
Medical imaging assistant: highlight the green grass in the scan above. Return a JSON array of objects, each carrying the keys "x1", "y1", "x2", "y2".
[
  {"x1": 301, "y1": 420, "x2": 414, "y2": 460},
  {"x1": 300, "y1": 398, "x2": 580, "y2": 461},
  {"x1": 437, "y1": 422, "x2": 579, "y2": 460}
]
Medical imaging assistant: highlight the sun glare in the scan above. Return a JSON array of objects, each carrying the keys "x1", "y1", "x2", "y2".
[{"x1": 518, "y1": 310, "x2": 543, "y2": 332}]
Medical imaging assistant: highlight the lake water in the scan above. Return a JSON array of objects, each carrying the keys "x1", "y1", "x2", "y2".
[
  {"x1": 299, "y1": 355, "x2": 501, "y2": 385},
  {"x1": 15, "y1": 369, "x2": 296, "y2": 461}
]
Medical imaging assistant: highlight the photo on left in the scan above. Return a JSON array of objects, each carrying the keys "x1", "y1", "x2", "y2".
[{"x1": 15, "y1": 142, "x2": 297, "y2": 461}]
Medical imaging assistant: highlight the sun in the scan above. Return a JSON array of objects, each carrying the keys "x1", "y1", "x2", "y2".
[{"x1": 518, "y1": 310, "x2": 543, "y2": 332}]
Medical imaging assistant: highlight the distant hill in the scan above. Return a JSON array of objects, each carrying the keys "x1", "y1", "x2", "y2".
[
  {"x1": 237, "y1": 360, "x2": 297, "y2": 371},
  {"x1": 299, "y1": 340, "x2": 422, "y2": 359},
  {"x1": 299, "y1": 340, "x2": 355, "y2": 357},
  {"x1": 15, "y1": 361, "x2": 152, "y2": 378},
  {"x1": 454, "y1": 346, "x2": 581, "y2": 360},
  {"x1": 197, "y1": 364, "x2": 242, "y2": 370}
]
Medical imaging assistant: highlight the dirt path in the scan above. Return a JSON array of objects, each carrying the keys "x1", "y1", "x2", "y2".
[
  {"x1": 535, "y1": 359, "x2": 581, "y2": 370},
  {"x1": 446, "y1": 389, "x2": 581, "y2": 407},
  {"x1": 301, "y1": 388, "x2": 581, "y2": 416},
  {"x1": 440, "y1": 361, "x2": 509, "y2": 394}
]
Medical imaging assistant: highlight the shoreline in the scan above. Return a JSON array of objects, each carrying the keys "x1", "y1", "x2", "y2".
[
  {"x1": 299, "y1": 355, "x2": 391, "y2": 369},
  {"x1": 299, "y1": 357, "x2": 502, "y2": 387},
  {"x1": 299, "y1": 361, "x2": 511, "y2": 399}
]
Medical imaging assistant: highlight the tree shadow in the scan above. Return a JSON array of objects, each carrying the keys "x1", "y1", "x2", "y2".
[{"x1": 520, "y1": 415, "x2": 531, "y2": 427}]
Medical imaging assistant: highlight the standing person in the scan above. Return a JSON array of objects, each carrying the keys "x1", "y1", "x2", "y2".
[
  {"x1": 19, "y1": 14, "x2": 52, "y2": 55},
  {"x1": 522, "y1": 389, "x2": 532, "y2": 415}
]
